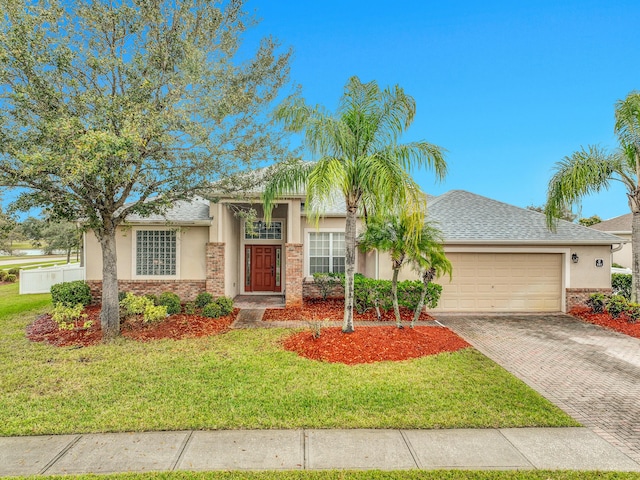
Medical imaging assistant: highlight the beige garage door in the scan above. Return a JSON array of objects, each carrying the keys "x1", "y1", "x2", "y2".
[{"x1": 436, "y1": 253, "x2": 562, "y2": 312}]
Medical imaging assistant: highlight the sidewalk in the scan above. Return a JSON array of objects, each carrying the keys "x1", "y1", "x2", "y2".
[{"x1": 3, "y1": 427, "x2": 640, "y2": 475}]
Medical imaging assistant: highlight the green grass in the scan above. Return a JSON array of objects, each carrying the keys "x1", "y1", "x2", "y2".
[
  {"x1": 0, "y1": 283, "x2": 51, "y2": 320},
  {"x1": 4, "y1": 471, "x2": 640, "y2": 480},
  {"x1": 0, "y1": 284, "x2": 578, "y2": 436}
]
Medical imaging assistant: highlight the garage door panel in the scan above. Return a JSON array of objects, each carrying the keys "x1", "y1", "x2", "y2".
[{"x1": 436, "y1": 253, "x2": 562, "y2": 312}]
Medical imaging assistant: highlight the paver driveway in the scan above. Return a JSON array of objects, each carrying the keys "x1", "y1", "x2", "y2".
[{"x1": 438, "y1": 313, "x2": 640, "y2": 463}]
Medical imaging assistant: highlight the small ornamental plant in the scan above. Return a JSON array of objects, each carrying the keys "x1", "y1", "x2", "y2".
[
  {"x1": 143, "y1": 304, "x2": 168, "y2": 323},
  {"x1": 587, "y1": 293, "x2": 608, "y2": 314},
  {"x1": 202, "y1": 302, "x2": 222, "y2": 318},
  {"x1": 158, "y1": 292, "x2": 181, "y2": 315},
  {"x1": 51, "y1": 303, "x2": 91, "y2": 331},
  {"x1": 195, "y1": 292, "x2": 213, "y2": 308},
  {"x1": 606, "y1": 295, "x2": 628, "y2": 319},
  {"x1": 215, "y1": 296, "x2": 234, "y2": 316}
]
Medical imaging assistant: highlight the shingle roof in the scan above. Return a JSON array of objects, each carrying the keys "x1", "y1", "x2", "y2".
[
  {"x1": 125, "y1": 197, "x2": 211, "y2": 223},
  {"x1": 120, "y1": 189, "x2": 624, "y2": 245},
  {"x1": 427, "y1": 190, "x2": 623, "y2": 245},
  {"x1": 589, "y1": 213, "x2": 632, "y2": 233}
]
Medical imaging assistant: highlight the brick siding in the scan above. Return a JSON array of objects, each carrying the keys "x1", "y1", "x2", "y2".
[
  {"x1": 87, "y1": 280, "x2": 207, "y2": 304},
  {"x1": 566, "y1": 287, "x2": 613, "y2": 311},
  {"x1": 206, "y1": 242, "x2": 225, "y2": 296},
  {"x1": 302, "y1": 278, "x2": 345, "y2": 299},
  {"x1": 285, "y1": 243, "x2": 303, "y2": 307}
]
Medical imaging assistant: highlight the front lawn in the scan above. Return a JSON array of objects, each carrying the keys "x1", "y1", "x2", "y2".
[{"x1": 0, "y1": 284, "x2": 577, "y2": 435}]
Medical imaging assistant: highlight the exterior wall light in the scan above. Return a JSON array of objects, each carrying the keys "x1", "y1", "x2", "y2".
[{"x1": 571, "y1": 253, "x2": 579, "y2": 263}]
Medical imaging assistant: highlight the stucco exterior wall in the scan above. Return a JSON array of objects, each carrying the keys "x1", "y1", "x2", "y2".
[
  {"x1": 84, "y1": 226, "x2": 208, "y2": 281},
  {"x1": 611, "y1": 233, "x2": 631, "y2": 268},
  {"x1": 567, "y1": 245, "x2": 612, "y2": 288}
]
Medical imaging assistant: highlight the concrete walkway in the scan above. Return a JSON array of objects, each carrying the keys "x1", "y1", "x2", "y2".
[
  {"x1": 2, "y1": 427, "x2": 640, "y2": 475},
  {"x1": 438, "y1": 313, "x2": 640, "y2": 464}
]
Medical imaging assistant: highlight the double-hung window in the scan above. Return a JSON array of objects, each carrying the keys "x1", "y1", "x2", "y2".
[
  {"x1": 308, "y1": 232, "x2": 345, "y2": 274},
  {"x1": 135, "y1": 230, "x2": 177, "y2": 277}
]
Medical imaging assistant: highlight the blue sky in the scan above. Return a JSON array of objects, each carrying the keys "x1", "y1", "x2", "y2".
[{"x1": 246, "y1": 0, "x2": 640, "y2": 220}]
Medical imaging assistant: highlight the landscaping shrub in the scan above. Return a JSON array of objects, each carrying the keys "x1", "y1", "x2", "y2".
[
  {"x1": 5, "y1": 274, "x2": 17, "y2": 283},
  {"x1": 51, "y1": 303, "x2": 90, "y2": 330},
  {"x1": 0, "y1": 270, "x2": 7, "y2": 281},
  {"x1": 606, "y1": 294, "x2": 628, "y2": 319},
  {"x1": 351, "y1": 276, "x2": 444, "y2": 314},
  {"x1": 158, "y1": 292, "x2": 181, "y2": 315},
  {"x1": 195, "y1": 292, "x2": 213, "y2": 308},
  {"x1": 587, "y1": 293, "x2": 608, "y2": 313},
  {"x1": 143, "y1": 293, "x2": 159, "y2": 305},
  {"x1": 626, "y1": 303, "x2": 640, "y2": 323},
  {"x1": 202, "y1": 302, "x2": 222, "y2": 318},
  {"x1": 183, "y1": 301, "x2": 197, "y2": 315},
  {"x1": 215, "y1": 296, "x2": 234, "y2": 316},
  {"x1": 7, "y1": 268, "x2": 19, "y2": 276},
  {"x1": 313, "y1": 272, "x2": 343, "y2": 300},
  {"x1": 143, "y1": 304, "x2": 168, "y2": 323},
  {"x1": 612, "y1": 273, "x2": 632, "y2": 300},
  {"x1": 119, "y1": 292, "x2": 154, "y2": 318},
  {"x1": 51, "y1": 281, "x2": 92, "y2": 307},
  {"x1": 118, "y1": 291, "x2": 128, "y2": 302}
]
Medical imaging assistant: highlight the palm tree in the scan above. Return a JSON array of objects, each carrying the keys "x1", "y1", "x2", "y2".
[
  {"x1": 545, "y1": 91, "x2": 640, "y2": 301},
  {"x1": 408, "y1": 231, "x2": 452, "y2": 328},
  {"x1": 263, "y1": 76, "x2": 447, "y2": 333},
  {"x1": 358, "y1": 212, "x2": 429, "y2": 328}
]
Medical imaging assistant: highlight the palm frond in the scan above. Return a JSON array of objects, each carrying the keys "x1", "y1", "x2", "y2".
[
  {"x1": 262, "y1": 159, "x2": 315, "y2": 223},
  {"x1": 544, "y1": 145, "x2": 617, "y2": 230}
]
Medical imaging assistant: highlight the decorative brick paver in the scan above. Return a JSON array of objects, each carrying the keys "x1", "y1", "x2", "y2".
[{"x1": 439, "y1": 314, "x2": 640, "y2": 462}]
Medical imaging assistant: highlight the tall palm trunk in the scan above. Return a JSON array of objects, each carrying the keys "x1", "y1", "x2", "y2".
[
  {"x1": 412, "y1": 267, "x2": 435, "y2": 328},
  {"x1": 99, "y1": 226, "x2": 120, "y2": 341},
  {"x1": 391, "y1": 265, "x2": 402, "y2": 328},
  {"x1": 343, "y1": 204, "x2": 357, "y2": 333},
  {"x1": 633, "y1": 211, "x2": 640, "y2": 302}
]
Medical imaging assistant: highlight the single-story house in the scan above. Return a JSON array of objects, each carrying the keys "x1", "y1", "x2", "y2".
[
  {"x1": 84, "y1": 189, "x2": 625, "y2": 313},
  {"x1": 589, "y1": 213, "x2": 632, "y2": 269}
]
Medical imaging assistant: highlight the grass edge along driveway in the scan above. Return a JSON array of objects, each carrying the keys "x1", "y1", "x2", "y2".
[{"x1": 0, "y1": 283, "x2": 578, "y2": 436}]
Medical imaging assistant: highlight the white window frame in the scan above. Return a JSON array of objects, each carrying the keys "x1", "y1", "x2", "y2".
[
  {"x1": 305, "y1": 229, "x2": 347, "y2": 277},
  {"x1": 132, "y1": 227, "x2": 181, "y2": 280}
]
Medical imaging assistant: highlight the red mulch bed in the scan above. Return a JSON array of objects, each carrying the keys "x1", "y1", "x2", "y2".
[
  {"x1": 26, "y1": 305, "x2": 238, "y2": 347},
  {"x1": 283, "y1": 326, "x2": 470, "y2": 365},
  {"x1": 263, "y1": 298, "x2": 433, "y2": 322},
  {"x1": 570, "y1": 306, "x2": 640, "y2": 339}
]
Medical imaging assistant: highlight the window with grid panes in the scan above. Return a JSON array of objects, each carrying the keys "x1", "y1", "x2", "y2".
[
  {"x1": 244, "y1": 221, "x2": 282, "y2": 240},
  {"x1": 309, "y1": 232, "x2": 345, "y2": 274},
  {"x1": 136, "y1": 230, "x2": 177, "y2": 276}
]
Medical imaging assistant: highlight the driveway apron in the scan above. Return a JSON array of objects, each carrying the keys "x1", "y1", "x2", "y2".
[{"x1": 438, "y1": 313, "x2": 640, "y2": 463}]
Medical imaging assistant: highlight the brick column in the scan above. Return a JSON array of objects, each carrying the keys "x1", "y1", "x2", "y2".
[
  {"x1": 206, "y1": 242, "x2": 225, "y2": 296},
  {"x1": 285, "y1": 243, "x2": 303, "y2": 307}
]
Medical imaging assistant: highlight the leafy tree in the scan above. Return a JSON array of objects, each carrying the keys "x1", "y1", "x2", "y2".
[
  {"x1": 43, "y1": 221, "x2": 81, "y2": 262},
  {"x1": 0, "y1": 0, "x2": 292, "y2": 339},
  {"x1": 358, "y1": 213, "x2": 441, "y2": 328},
  {"x1": 0, "y1": 200, "x2": 17, "y2": 254},
  {"x1": 545, "y1": 91, "x2": 640, "y2": 301},
  {"x1": 263, "y1": 76, "x2": 447, "y2": 332},
  {"x1": 20, "y1": 217, "x2": 45, "y2": 249},
  {"x1": 409, "y1": 229, "x2": 452, "y2": 327},
  {"x1": 578, "y1": 215, "x2": 602, "y2": 227}
]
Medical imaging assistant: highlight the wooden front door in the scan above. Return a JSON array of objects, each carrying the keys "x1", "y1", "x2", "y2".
[{"x1": 246, "y1": 245, "x2": 282, "y2": 292}]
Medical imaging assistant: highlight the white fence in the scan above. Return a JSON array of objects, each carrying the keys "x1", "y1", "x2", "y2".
[{"x1": 19, "y1": 263, "x2": 86, "y2": 295}]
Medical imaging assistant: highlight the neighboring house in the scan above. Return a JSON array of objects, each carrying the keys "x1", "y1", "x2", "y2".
[
  {"x1": 589, "y1": 213, "x2": 632, "y2": 269},
  {"x1": 84, "y1": 190, "x2": 624, "y2": 313}
]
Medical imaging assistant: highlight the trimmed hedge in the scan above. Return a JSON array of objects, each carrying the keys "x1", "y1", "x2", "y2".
[
  {"x1": 51, "y1": 281, "x2": 92, "y2": 307},
  {"x1": 158, "y1": 292, "x2": 181, "y2": 315},
  {"x1": 612, "y1": 273, "x2": 632, "y2": 300}
]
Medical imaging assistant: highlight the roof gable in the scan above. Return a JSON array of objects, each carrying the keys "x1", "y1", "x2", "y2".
[{"x1": 589, "y1": 213, "x2": 632, "y2": 233}]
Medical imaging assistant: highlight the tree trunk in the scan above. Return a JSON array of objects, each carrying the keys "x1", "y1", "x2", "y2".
[
  {"x1": 392, "y1": 267, "x2": 401, "y2": 328},
  {"x1": 99, "y1": 228, "x2": 120, "y2": 341},
  {"x1": 412, "y1": 267, "x2": 435, "y2": 328},
  {"x1": 633, "y1": 211, "x2": 640, "y2": 302},
  {"x1": 66, "y1": 247, "x2": 71, "y2": 264},
  {"x1": 343, "y1": 205, "x2": 357, "y2": 333}
]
